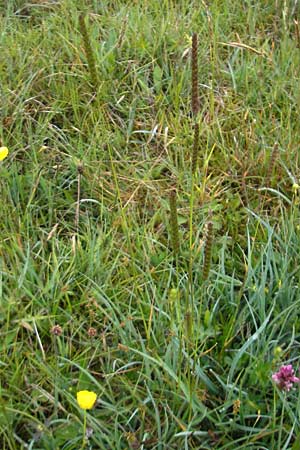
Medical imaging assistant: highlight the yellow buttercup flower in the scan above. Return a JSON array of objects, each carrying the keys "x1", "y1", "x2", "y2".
[
  {"x1": 76, "y1": 390, "x2": 97, "y2": 410},
  {"x1": 0, "y1": 147, "x2": 9, "y2": 161}
]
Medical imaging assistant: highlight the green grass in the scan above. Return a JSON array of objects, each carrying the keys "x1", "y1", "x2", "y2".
[{"x1": 1, "y1": 0, "x2": 300, "y2": 448}]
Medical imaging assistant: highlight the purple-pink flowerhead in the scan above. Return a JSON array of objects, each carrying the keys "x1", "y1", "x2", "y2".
[{"x1": 272, "y1": 364, "x2": 300, "y2": 391}]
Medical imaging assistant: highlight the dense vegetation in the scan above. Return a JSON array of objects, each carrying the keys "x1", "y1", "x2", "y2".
[{"x1": 1, "y1": 1, "x2": 300, "y2": 448}]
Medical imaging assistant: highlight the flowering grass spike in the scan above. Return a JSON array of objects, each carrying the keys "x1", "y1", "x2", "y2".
[
  {"x1": 272, "y1": 364, "x2": 300, "y2": 391},
  {"x1": 77, "y1": 390, "x2": 97, "y2": 410}
]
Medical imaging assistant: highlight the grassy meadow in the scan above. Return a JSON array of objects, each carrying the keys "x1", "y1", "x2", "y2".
[{"x1": 1, "y1": 0, "x2": 300, "y2": 448}]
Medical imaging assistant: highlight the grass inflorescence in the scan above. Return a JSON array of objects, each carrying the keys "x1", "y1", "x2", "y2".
[{"x1": 78, "y1": 12, "x2": 99, "y2": 90}]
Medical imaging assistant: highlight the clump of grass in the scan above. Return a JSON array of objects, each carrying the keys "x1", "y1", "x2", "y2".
[{"x1": 2, "y1": 2, "x2": 300, "y2": 449}]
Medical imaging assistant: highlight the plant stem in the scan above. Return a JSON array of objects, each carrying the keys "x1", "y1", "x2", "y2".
[
  {"x1": 169, "y1": 187, "x2": 180, "y2": 256},
  {"x1": 278, "y1": 395, "x2": 285, "y2": 450},
  {"x1": 81, "y1": 411, "x2": 87, "y2": 450}
]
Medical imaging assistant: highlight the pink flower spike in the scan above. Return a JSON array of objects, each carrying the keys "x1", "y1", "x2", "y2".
[{"x1": 272, "y1": 364, "x2": 300, "y2": 391}]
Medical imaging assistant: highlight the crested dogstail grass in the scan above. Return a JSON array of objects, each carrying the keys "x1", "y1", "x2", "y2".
[
  {"x1": 78, "y1": 13, "x2": 99, "y2": 90},
  {"x1": 1, "y1": 1, "x2": 300, "y2": 448}
]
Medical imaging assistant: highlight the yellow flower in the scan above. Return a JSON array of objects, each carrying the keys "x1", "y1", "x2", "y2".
[
  {"x1": 76, "y1": 390, "x2": 97, "y2": 410},
  {"x1": 274, "y1": 346, "x2": 283, "y2": 358},
  {"x1": 0, "y1": 147, "x2": 9, "y2": 161},
  {"x1": 292, "y1": 183, "x2": 300, "y2": 195}
]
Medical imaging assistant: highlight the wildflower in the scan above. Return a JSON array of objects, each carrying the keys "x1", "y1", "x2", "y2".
[
  {"x1": 87, "y1": 327, "x2": 97, "y2": 338},
  {"x1": 272, "y1": 364, "x2": 300, "y2": 391},
  {"x1": 292, "y1": 183, "x2": 300, "y2": 195},
  {"x1": 273, "y1": 346, "x2": 283, "y2": 358},
  {"x1": 233, "y1": 399, "x2": 241, "y2": 415},
  {"x1": 77, "y1": 390, "x2": 97, "y2": 410},
  {"x1": 0, "y1": 147, "x2": 9, "y2": 161},
  {"x1": 50, "y1": 324, "x2": 62, "y2": 336},
  {"x1": 86, "y1": 427, "x2": 94, "y2": 438}
]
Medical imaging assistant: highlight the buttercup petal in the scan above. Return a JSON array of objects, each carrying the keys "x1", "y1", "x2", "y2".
[{"x1": 77, "y1": 390, "x2": 97, "y2": 410}]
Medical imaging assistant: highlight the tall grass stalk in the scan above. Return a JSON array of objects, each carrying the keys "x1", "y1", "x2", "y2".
[
  {"x1": 75, "y1": 162, "x2": 83, "y2": 234},
  {"x1": 203, "y1": 220, "x2": 213, "y2": 280},
  {"x1": 79, "y1": 13, "x2": 99, "y2": 90},
  {"x1": 191, "y1": 32, "x2": 199, "y2": 117},
  {"x1": 191, "y1": 32, "x2": 200, "y2": 174},
  {"x1": 266, "y1": 142, "x2": 279, "y2": 188},
  {"x1": 169, "y1": 187, "x2": 180, "y2": 256}
]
